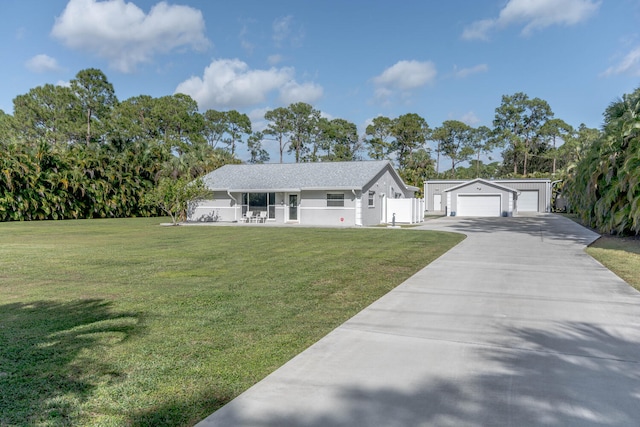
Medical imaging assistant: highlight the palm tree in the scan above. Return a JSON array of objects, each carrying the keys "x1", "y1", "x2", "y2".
[{"x1": 565, "y1": 87, "x2": 640, "y2": 235}]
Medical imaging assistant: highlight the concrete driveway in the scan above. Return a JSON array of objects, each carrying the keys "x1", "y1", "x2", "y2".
[{"x1": 197, "y1": 214, "x2": 640, "y2": 427}]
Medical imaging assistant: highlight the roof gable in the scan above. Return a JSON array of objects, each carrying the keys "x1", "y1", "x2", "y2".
[
  {"x1": 202, "y1": 161, "x2": 410, "y2": 192},
  {"x1": 444, "y1": 178, "x2": 518, "y2": 194}
]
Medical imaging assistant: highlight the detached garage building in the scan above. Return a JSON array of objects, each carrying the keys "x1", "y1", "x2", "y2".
[{"x1": 424, "y1": 178, "x2": 551, "y2": 217}]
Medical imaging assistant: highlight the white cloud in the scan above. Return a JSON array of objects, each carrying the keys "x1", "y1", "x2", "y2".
[
  {"x1": 373, "y1": 60, "x2": 437, "y2": 91},
  {"x1": 372, "y1": 60, "x2": 437, "y2": 103},
  {"x1": 51, "y1": 0, "x2": 209, "y2": 73},
  {"x1": 248, "y1": 107, "x2": 269, "y2": 132},
  {"x1": 279, "y1": 81, "x2": 323, "y2": 105},
  {"x1": 241, "y1": 39, "x2": 254, "y2": 55},
  {"x1": 272, "y1": 15, "x2": 304, "y2": 47},
  {"x1": 454, "y1": 63, "x2": 489, "y2": 78},
  {"x1": 373, "y1": 87, "x2": 393, "y2": 102},
  {"x1": 239, "y1": 20, "x2": 256, "y2": 55},
  {"x1": 602, "y1": 46, "x2": 640, "y2": 77},
  {"x1": 268, "y1": 54, "x2": 284, "y2": 65},
  {"x1": 273, "y1": 15, "x2": 293, "y2": 44},
  {"x1": 461, "y1": 19, "x2": 495, "y2": 41},
  {"x1": 459, "y1": 111, "x2": 481, "y2": 126},
  {"x1": 175, "y1": 58, "x2": 323, "y2": 110},
  {"x1": 462, "y1": 0, "x2": 600, "y2": 40},
  {"x1": 26, "y1": 54, "x2": 62, "y2": 73},
  {"x1": 362, "y1": 117, "x2": 375, "y2": 130},
  {"x1": 319, "y1": 111, "x2": 334, "y2": 121}
]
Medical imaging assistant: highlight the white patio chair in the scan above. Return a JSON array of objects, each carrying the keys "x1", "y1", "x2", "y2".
[
  {"x1": 242, "y1": 211, "x2": 254, "y2": 223},
  {"x1": 257, "y1": 211, "x2": 268, "y2": 223}
]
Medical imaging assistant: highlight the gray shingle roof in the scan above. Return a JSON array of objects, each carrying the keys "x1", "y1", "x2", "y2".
[{"x1": 202, "y1": 160, "x2": 407, "y2": 191}]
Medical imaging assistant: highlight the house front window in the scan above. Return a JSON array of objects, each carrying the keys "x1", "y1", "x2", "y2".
[
  {"x1": 368, "y1": 191, "x2": 375, "y2": 207},
  {"x1": 242, "y1": 192, "x2": 276, "y2": 219},
  {"x1": 327, "y1": 193, "x2": 344, "y2": 207}
]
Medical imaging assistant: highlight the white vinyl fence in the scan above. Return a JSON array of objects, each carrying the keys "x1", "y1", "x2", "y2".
[{"x1": 385, "y1": 198, "x2": 425, "y2": 224}]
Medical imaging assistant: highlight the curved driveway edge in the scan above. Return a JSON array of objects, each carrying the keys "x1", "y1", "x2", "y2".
[{"x1": 197, "y1": 214, "x2": 640, "y2": 427}]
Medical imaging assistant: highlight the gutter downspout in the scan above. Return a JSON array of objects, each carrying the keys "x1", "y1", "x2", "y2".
[
  {"x1": 549, "y1": 180, "x2": 562, "y2": 213},
  {"x1": 351, "y1": 189, "x2": 360, "y2": 226},
  {"x1": 424, "y1": 181, "x2": 428, "y2": 211},
  {"x1": 227, "y1": 191, "x2": 238, "y2": 221}
]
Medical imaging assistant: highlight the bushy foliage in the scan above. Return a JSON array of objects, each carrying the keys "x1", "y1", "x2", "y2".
[
  {"x1": 564, "y1": 87, "x2": 640, "y2": 235},
  {"x1": 0, "y1": 69, "x2": 242, "y2": 222},
  {"x1": 147, "y1": 176, "x2": 211, "y2": 224},
  {"x1": 0, "y1": 140, "x2": 167, "y2": 221}
]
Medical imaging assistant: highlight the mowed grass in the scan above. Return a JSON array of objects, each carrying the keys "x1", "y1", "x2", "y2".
[
  {"x1": 0, "y1": 218, "x2": 463, "y2": 426},
  {"x1": 587, "y1": 235, "x2": 640, "y2": 292}
]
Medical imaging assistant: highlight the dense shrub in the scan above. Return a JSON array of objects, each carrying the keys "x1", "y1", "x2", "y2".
[{"x1": 564, "y1": 87, "x2": 640, "y2": 235}]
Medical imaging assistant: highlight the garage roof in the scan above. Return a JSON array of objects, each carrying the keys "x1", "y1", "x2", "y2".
[{"x1": 444, "y1": 178, "x2": 519, "y2": 194}]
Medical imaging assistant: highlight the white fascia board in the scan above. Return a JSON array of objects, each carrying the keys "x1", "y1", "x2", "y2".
[
  {"x1": 445, "y1": 178, "x2": 518, "y2": 194},
  {"x1": 211, "y1": 188, "x2": 302, "y2": 193},
  {"x1": 494, "y1": 179, "x2": 551, "y2": 183},
  {"x1": 424, "y1": 180, "x2": 465, "y2": 184},
  {"x1": 301, "y1": 187, "x2": 360, "y2": 191}
]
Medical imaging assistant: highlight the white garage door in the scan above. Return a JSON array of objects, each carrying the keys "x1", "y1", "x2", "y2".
[
  {"x1": 457, "y1": 195, "x2": 501, "y2": 217},
  {"x1": 518, "y1": 191, "x2": 539, "y2": 212}
]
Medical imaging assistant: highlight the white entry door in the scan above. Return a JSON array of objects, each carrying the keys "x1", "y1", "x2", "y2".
[
  {"x1": 433, "y1": 194, "x2": 442, "y2": 211},
  {"x1": 457, "y1": 195, "x2": 501, "y2": 217}
]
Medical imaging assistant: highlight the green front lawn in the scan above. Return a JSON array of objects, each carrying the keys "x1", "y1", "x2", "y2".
[
  {"x1": 0, "y1": 218, "x2": 463, "y2": 426},
  {"x1": 587, "y1": 235, "x2": 640, "y2": 292}
]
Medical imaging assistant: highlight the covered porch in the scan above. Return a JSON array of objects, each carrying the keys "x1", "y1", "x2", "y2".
[{"x1": 188, "y1": 191, "x2": 301, "y2": 224}]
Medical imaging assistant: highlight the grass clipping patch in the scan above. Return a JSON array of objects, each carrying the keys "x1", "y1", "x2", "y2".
[{"x1": 0, "y1": 218, "x2": 463, "y2": 426}]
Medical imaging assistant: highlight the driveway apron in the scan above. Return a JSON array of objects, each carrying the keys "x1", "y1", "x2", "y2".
[{"x1": 197, "y1": 214, "x2": 640, "y2": 427}]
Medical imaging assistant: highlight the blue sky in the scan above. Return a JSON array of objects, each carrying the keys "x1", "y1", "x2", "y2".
[{"x1": 2, "y1": 0, "x2": 640, "y2": 163}]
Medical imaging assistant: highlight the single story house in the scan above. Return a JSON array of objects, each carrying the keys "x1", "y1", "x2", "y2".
[
  {"x1": 189, "y1": 160, "x2": 423, "y2": 226},
  {"x1": 424, "y1": 178, "x2": 552, "y2": 217}
]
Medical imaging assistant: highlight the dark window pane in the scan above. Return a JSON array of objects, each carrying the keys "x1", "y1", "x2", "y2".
[{"x1": 327, "y1": 193, "x2": 344, "y2": 207}]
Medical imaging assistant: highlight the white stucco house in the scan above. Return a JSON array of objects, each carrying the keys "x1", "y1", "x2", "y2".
[
  {"x1": 188, "y1": 160, "x2": 424, "y2": 226},
  {"x1": 424, "y1": 178, "x2": 552, "y2": 217}
]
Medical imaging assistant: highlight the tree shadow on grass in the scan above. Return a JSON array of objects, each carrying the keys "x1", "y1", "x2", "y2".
[
  {"x1": 127, "y1": 390, "x2": 235, "y2": 427},
  {"x1": 0, "y1": 299, "x2": 143, "y2": 425},
  {"x1": 204, "y1": 322, "x2": 640, "y2": 427}
]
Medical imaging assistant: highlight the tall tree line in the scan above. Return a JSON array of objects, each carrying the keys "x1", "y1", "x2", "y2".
[
  {"x1": 564, "y1": 87, "x2": 640, "y2": 235},
  {"x1": 2, "y1": 67, "x2": 610, "y2": 222},
  {"x1": 0, "y1": 68, "x2": 241, "y2": 221},
  {"x1": 262, "y1": 102, "x2": 361, "y2": 163}
]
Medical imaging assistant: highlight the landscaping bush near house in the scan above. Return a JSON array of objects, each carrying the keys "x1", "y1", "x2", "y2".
[{"x1": 0, "y1": 218, "x2": 463, "y2": 426}]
